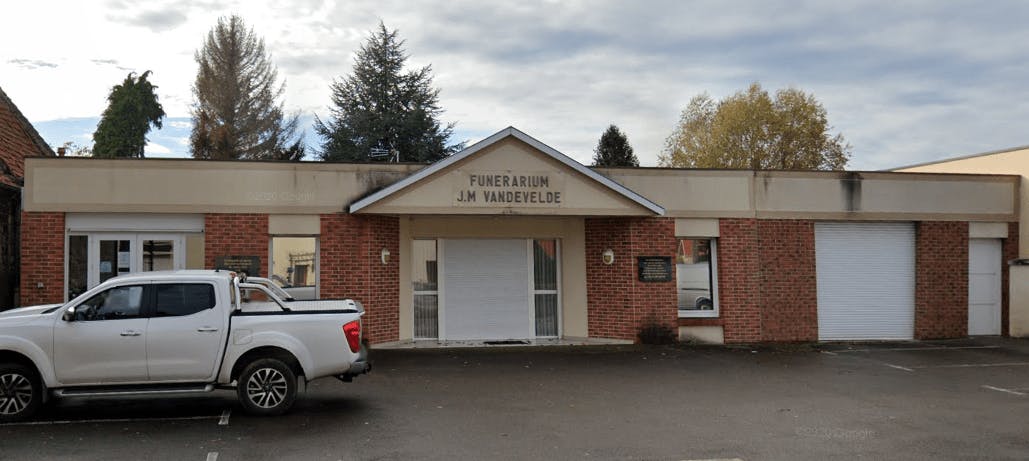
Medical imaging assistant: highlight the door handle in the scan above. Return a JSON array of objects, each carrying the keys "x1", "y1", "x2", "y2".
[
  {"x1": 120, "y1": 330, "x2": 141, "y2": 337},
  {"x1": 197, "y1": 327, "x2": 219, "y2": 332}
]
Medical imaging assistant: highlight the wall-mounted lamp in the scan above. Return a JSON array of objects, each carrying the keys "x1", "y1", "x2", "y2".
[
  {"x1": 381, "y1": 248, "x2": 391, "y2": 264},
  {"x1": 602, "y1": 249, "x2": 615, "y2": 265}
]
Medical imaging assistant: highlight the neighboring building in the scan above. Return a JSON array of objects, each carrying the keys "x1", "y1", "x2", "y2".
[
  {"x1": 896, "y1": 146, "x2": 1029, "y2": 337},
  {"x1": 19, "y1": 127, "x2": 1020, "y2": 344},
  {"x1": 0, "y1": 86, "x2": 54, "y2": 308}
]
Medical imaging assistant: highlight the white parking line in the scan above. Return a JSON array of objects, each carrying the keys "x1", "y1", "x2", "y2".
[
  {"x1": 681, "y1": 458, "x2": 744, "y2": 461},
  {"x1": 831, "y1": 346, "x2": 1000, "y2": 353},
  {"x1": 982, "y1": 385, "x2": 1026, "y2": 396},
  {"x1": 218, "y1": 409, "x2": 231, "y2": 426},
  {"x1": 206, "y1": 452, "x2": 219, "y2": 461},
  {"x1": 884, "y1": 363, "x2": 915, "y2": 372},
  {"x1": 913, "y1": 362, "x2": 1029, "y2": 369},
  {"x1": 0, "y1": 415, "x2": 219, "y2": 427}
]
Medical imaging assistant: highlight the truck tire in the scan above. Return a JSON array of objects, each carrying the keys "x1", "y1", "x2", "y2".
[
  {"x1": 0, "y1": 363, "x2": 42, "y2": 422},
  {"x1": 237, "y1": 358, "x2": 297, "y2": 416}
]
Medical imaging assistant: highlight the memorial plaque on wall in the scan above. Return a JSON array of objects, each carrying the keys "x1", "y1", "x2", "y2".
[
  {"x1": 215, "y1": 255, "x2": 262, "y2": 277},
  {"x1": 637, "y1": 256, "x2": 673, "y2": 282}
]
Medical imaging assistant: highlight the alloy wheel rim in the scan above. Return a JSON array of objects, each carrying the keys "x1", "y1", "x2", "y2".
[
  {"x1": 245, "y1": 368, "x2": 288, "y2": 409},
  {"x1": 0, "y1": 373, "x2": 32, "y2": 415}
]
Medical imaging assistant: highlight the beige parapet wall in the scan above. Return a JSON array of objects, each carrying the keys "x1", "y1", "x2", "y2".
[
  {"x1": 26, "y1": 157, "x2": 1019, "y2": 223},
  {"x1": 597, "y1": 168, "x2": 1018, "y2": 222},
  {"x1": 24, "y1": 158, "x2": 422, "y2": 214},
  {"x1": 896, "y1": 147, "x2": 1029, "y2": 254}
]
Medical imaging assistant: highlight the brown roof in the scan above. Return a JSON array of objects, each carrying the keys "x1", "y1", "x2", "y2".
[{"x1": 0, "y1": 86, "x2": 54, "y2": 188}]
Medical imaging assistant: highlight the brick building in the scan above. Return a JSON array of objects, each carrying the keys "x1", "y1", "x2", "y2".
[
  {"x1": 17, "y1": 127, "x2": 1021, "y2": 344},
  {"x1": 0, "y1": 86, "x2": 54, "y2": 308}
]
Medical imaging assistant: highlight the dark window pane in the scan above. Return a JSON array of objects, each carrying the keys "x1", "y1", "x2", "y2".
[
  {"x1": 535, "y1": 293, "x2": 558, "y2": 336},
  {"x1": 414, "y1": 294, "x2": 438, "y2": 338},
  {"x1": 68, "y1": 236, "x2": 88, "y2": 300},
  {"x1": 154, "y1": 283, "x2": 216, "y2": 317},
  {"x1": 76, "y1": 285, "x2": 144, "y2": 321},
  {"x1": 99, "y1": 239, "x2": 131, "y2": 283}
]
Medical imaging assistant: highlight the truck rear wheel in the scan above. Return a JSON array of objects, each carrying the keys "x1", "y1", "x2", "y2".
[
  {"x1": 0, "y1": 363, "x2": 41, "y2": 422},
  {"x1": 237, "y1": 358, "x2": 297, "y2": 416}
]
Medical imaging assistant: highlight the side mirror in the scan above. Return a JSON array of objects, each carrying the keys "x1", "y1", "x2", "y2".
[{"x1": 62, "y1": 306, "x2": 76, "y2": 322}]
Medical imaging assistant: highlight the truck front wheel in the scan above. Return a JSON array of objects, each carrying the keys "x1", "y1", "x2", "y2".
[
  {"x1": 0, "y1": 363, "x2": 41, "y2": 422},
  {"x1": 237, "y1": 358, "x2": 297, "y2": 416}
]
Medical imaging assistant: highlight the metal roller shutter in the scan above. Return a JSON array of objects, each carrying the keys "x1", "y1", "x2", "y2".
[
  {"x1": 442, "y1": 239, "x2": 532, "y2": 341},
  {"x1": 816, "y1": 222, "x2": 915, "y2": 340}
]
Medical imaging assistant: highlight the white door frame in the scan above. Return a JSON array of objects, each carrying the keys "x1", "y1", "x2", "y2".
[{"x1": 88, "y1": 233, "x2": 137, "y2": 288}]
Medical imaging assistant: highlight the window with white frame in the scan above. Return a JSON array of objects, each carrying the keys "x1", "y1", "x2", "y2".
[
  {"x1": 270, "y1": 237, "x2": 318, "y2": 300},
  {"x1": 412, "y1": 239, "x2": 438, "y2": 339},
  {"x1": 533, "y1": 239, "x2": 560, "y2": 337},
  {"x1": 676, "y1": 238, "x2": 718, "y2": 317}
]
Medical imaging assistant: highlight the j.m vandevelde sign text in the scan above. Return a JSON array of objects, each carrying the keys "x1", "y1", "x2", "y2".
[{"x1": 453, "y1": 171, "x2": 565, "y2": 207}]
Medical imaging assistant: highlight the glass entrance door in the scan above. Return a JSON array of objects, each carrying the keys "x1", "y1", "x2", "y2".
[
  {"x1": 94, "y1": 235, "x2": 135, "y2": 286},
  {"x1": 69, "y1": 233, "x2": 187, "y2": 301}
]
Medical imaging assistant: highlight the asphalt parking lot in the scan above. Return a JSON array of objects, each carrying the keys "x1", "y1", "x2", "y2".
[{"x1": 3, "y1": 338, "x2": 1029, "y2": 461}]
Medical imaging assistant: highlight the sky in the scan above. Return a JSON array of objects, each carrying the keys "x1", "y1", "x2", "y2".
[{"x1": 3, "y1": 0, "x2": 1029, "y2": 170}]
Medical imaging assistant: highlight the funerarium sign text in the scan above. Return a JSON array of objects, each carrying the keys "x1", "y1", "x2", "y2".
[{"x1": 454, "y1": 171, "x2": 564, "y2": 207}]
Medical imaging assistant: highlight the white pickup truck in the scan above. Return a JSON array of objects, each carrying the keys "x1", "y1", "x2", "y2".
[{"x1": 0, "y1": 270, "x2": 370, "y2": 422}]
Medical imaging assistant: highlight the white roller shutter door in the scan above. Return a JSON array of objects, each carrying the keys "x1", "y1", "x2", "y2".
[
  {"x1": 816, "y1": 223, "x2": 915, "y2": 340},
  {"x1": 442, "y1": 239, "x2": 532, "y2": 341}
]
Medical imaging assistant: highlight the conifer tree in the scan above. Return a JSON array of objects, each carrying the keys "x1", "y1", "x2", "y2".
[{"x1": 316, "y1": 22, "x2": 461, "y2": 162}]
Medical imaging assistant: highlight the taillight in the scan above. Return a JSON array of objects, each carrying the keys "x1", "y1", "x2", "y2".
[{"x1": 343, "y1": 320, "x2": 361, "y2": 353}]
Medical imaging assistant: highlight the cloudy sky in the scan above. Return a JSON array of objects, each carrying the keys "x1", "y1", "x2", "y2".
[{"x1": 3, "y1": 0, "x2": 1028, "y2": 169}]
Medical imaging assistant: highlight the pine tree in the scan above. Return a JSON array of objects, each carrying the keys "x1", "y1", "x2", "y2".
[
  {"x1": 592, "y1": 125, "x2": 639, "y2": 167},
  {"x1": 190, "y1": 15, "x2": 304, "y2": 161},
  {"x1": 92, "y1": 71, "x2": 165, "y2": 158},
  {"x1": 315, "y1": 22, "x2": 462, "y2": 163}
]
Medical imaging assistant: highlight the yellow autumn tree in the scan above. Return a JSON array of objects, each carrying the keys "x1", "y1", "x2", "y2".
[{"x1": 659, "y1": 83, "x2": 850, "y2": 170}]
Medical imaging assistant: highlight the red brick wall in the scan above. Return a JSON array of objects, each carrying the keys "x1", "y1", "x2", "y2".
[
  {"x1": 204, "y1": 214, "x2": 269, "y2": 277},
  {"x1": 585, "y1": 217, "x2": 676, "y2": 342},
  {"x1": 914, "y1": 221, "x2": 968, "y2": 339},
  {"x1": 585, "y1": 218, "x2": 634, "y2": 340},
  {"x1": 717, "y1": 218, "x2": 762, "y2": 343},
  {"x1": 20, "y1": 212, "x2": 64, "y2": 306},
  {"x1": 758, "y1": 220, "x2": 818, "y2": 342},
  {"x1": 1001, "y1": 222, "x2": 1018, "y2": 336},
  {"x1": 320, "y1": 214, "x2": 399, "y2": 344}
]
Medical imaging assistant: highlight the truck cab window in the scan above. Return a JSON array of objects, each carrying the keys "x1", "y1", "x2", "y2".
[
  {"x1": 154, "y1": 284, "x2": 217, "y2": 317},
  {"x1": 75, "y1": 285, "x2": 144, "y2": 321}
]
